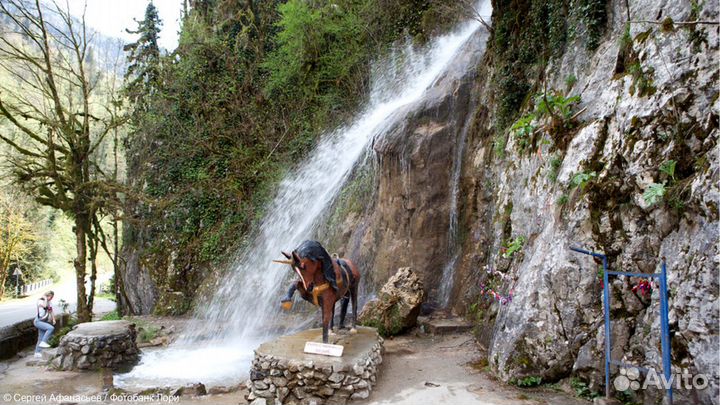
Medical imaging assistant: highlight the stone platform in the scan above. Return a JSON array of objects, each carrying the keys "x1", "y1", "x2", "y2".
[
  {"x1": 52, "y1": 320, "x2": 139, "y2": 371},
  {"x1": 248, "y1": 327, "x2": 384, "y2": 405},
  {"x1": 418, "y1": 316, "x2": 473, "y2": 335}
]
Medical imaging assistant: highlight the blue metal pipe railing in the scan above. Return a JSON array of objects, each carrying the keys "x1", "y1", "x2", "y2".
[{"x1": 569, "y1": 245, "x2": 672, "y2": 404}]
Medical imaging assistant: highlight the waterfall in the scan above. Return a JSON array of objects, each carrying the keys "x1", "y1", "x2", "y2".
[
  {"x1": 437, "y1": 93, "x2": 478, "y2": 308},
  {"x1": 116, "y1": 0, "x2": 492, "y2": 389}
]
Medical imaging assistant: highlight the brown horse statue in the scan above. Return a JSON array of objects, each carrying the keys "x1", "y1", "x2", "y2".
[{"x1": 273, "y1": 240, "x2": 361, "y2": 343}]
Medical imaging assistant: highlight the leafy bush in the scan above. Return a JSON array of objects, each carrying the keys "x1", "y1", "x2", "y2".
[
  {"x1": 49, "y1": 316, "x2": 78, "y2": 347},
  {"x1": 511, "y1": 376, "x2": 543, "y2": 387},
  {"x1": 628, "y1": 62, "x2": 656, "y2": 97},
  {"x1": 643, "y1": 182, "x2": 666, "y2": 206},
  {"x1": 511, "y1": 114, "x2": 537, "y2": 151},
  {"x1": 502, "y1": 236, "x2": 526, "y2": 259},
  {"x1": 548, "y1": 156, "x2": 563, "y2": 182},
  {"x1": 570, "y1": 171, "x2": 597, "y2": 190},
  {"x1": 263, "y1": 0, "x2": 367, "y2": 105},
  {"x1": 577, "y1": 0, "x2": 608, "y2": 50},
  {"x1": 571, "y1": 377, "x2": 601, "y2": 399},
  {"x1": 659, "y1": 159, "x2": 676, "y2": 181},
  {"x1": 535, "y1": 91, "x2": 582, "y2": 122}
]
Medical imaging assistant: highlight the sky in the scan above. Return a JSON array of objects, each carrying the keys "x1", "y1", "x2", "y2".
[{"x1": 64, "y1": 0, "x2": 182, "y2": 51}]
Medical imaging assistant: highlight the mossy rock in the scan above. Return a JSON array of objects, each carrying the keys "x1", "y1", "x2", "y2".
[
  {"x1": 359, "y1": 267, "x2": 424, "y2": 337},
  {"x1": 153, "y1": 290, "x2": 189, "y2": 316}
]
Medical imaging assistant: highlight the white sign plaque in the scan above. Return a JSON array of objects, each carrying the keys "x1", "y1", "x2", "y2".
[{"x1": 304, "y1": 341, "x2": 344, "y2": 357}]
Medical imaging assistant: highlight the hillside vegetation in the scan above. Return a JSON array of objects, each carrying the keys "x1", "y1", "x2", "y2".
[{"x1": 124, "y1": 0, "x2": 466, "y2": 310}]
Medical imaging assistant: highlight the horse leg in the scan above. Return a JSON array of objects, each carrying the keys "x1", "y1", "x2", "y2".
[
  {"x1": 329, "y1": 302, "x2": 337, "y2": 335},
  {"x1": 350, "y1": 284, "x2": 358, "y2": 333},
  {"x1": 281, "y1": 282, "x2": 300, "y2": 308},
  {"x1": 339, "y1": 294, "x2": 349, "y2": 329},
  {"x1": 321, "y1": 297, "x2": 333, "y2": 344}
]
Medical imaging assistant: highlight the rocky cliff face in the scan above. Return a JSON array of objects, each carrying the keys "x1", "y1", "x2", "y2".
[
  {"x1": 320, "y1": 29, "x2": 488, "y2": 304},
  {"x1": 332, "y1": 0, "x2": 718, "y2": 403}
]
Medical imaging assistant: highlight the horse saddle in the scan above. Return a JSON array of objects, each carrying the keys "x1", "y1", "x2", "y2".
[{"x1": 331, "y1": 258, "x2": 354, "y2": 292}]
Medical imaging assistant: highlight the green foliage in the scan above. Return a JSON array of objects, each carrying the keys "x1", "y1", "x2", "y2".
[
  {"x1": 565, "y1": 74, "x2": 577, "y2": 90},
  {"x1": 557, "y1": 194, "x2": 569, "y2": 206},
  {"x1": 124, "y1": 0, "x2": 462, "y2": 299},
  {"x1": 643, "y1": 182, "x2": 666, "y2": 206},
  {"x1": 138, "y1": 324, "x2": 160, "y2": 342},
  {"x1": 548, "y1": 156, "x2": 563, "y2": 182},
  {"x1": 659, "y1": 159, "x2": 676, "y2": 181},
  {"x1": 577, "y1": 0, "x2": 608, "y2": 50},
  {"x1": 570, "y1": 171, "x2": 597, "y2": 190},
  {"x1": 616, "y1": 390, "x2": 641, "y2": 405},
  {"x1": 627, "y1": 62, "x2": 657, "y2": 97},
  {"x1": 101, "y1": 310, "x2": 121, "y2": 321},
  {"x1": 502, "y1": 236, "x2": 526, "y2": 259},
  {"x1": 263, "y1": 0, "x2": 367, "y2": 107},
  {"x1": 494, "y1": 132, "x2": 508, "y2": 158},
  {"x1": 360, "y1": 305, "x2": 404, "y2": 337},
  {"x1": 686, "y1": 1, "x2": 708, "y2": 52},
  {"x1": 491, "y1": 0, "x2": 605, "y2": 136},
  {"x1": 124, "y1": 2, "x2": 162, "y2": 111},
  {"x1": 571, "y1": 377, "x2": 601, "y2": 399},
  {"x1": 535, "y1": 91, "x2": 581, "y2": 122},
  {"x1": 511, "y1": 114, "x2": 536, "y2": 151},
  {"x1": 510, "y1": 376, "x2": 543, "y2": 387},
  {"x1": 49, "y1": 316, "x2": 78, "y2": 347}
]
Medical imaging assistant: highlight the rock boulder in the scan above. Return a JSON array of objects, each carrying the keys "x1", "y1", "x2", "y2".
[{"x1": 359, "y1": 267, "x2": 424, "y2": 336}]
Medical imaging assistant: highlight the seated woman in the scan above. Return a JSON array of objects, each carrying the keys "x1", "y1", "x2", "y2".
[{"x1": 34, "y1": 290, "x2": 56, "y2": 358}]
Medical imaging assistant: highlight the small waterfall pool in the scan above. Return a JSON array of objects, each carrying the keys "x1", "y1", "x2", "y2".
[{"x1": 115, "y1": 0, "x2": 492, "y2": 390}]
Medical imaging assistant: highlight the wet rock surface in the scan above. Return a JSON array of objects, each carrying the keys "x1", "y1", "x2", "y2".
[
  {"x1": 52, "y1": 320, "x2": 139, "y2": 371},
  {"x1": 248, "y1": 327, "x2": 384, "y2": 405},
  {"x1": 359, "y1": 267, "x2": 424, "y2": 336}
]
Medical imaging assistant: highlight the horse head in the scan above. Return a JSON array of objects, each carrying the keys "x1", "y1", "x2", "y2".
[{"x1": 274, "y1": 240, "x2": 334, "y2": 291}]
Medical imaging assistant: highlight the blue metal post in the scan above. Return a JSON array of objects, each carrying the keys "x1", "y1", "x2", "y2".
[
  {"x1": 602, "y1": 255, "x2": 611, "y2": 399},
  {"x1": 570, "y1": 246, "x2": 611, "y2": 398},
  {"x1": 659, "y1": 258, "x2": 673, "y2": 404},
  {"x1": 571, "y1": 246, "x2": 673, "y2": 403}
]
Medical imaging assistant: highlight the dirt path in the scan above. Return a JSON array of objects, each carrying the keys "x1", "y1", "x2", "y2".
[
  {"x1": 359, "y1": 332, "x2": 589, "y2": 405},
  {"x1": 0, "y1": 331, "x2": 588, "y2": 405}
]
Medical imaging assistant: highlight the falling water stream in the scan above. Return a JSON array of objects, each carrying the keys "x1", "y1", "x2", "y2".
[
  {"x1": 116, "y1": 0, "x2": 492, "y2": 389},
  {"x1": 436, "y1": 93, "x2": 479, "y2": 308}
]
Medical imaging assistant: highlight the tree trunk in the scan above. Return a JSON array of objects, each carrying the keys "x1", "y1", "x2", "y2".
[
  {"x1": 74, "y1": 213, "x2": 91, "y2": 322},
  {"x1": 87, "y1": 233, "x2": 98, "y2": 316},
  {"x1": 112, "y1": 217, "x2": 124, "y2": 314},
  {"x1": 112, "y1": 126, "x2": 124, "y2": 315}
]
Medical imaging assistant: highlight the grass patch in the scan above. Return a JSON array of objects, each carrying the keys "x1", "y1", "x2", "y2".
[{"x1": 101, "y1": 310, "x2": 121, "y2": 321}]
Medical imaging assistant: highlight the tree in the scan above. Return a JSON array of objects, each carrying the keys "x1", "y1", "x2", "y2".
[
  {"x1": 0, "y1": 0, "x2": 126, "y2": 321},
  {"x1": 0, "y1": 192, "x2": 38, "y2": 298},
  {"x1": 123, "y1": 1, "x2": 162, "y2": 113}
]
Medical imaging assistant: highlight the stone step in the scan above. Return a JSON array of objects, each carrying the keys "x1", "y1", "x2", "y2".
[
  {"x1": 41, "y1": 348, "x2": 58, "y2": 361},
  {"x1": 24, "y1": 348, "x2": 57, "y2": 367},
  {"x1": 418, "y1": 316, "x2": 473, "y2": 335}
]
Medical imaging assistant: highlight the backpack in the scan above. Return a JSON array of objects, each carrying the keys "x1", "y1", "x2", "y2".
[{"x1": 37, "y1": 298, "x2": 50, "y2": 322}]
